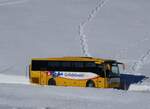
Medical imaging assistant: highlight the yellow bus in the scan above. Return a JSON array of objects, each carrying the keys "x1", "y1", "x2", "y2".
[{"x1": 29, "y1": 57, "x2": 124, "y2": 88}]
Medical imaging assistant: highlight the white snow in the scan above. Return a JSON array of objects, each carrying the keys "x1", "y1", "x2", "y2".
[
  {"x1": 129, "y1": 84, "x2": 150, "y2": 92},
  {"x1": 0, "y1": 74, "x2": 29, "y2": 84},
  {"x1": 0, "y1": 0, "x2": 150, "y2": 108},
  {"x1": 78, "y1": 0, "x2": 107, "y2": 57},
  {"x1": 0, "y1": 84, "x2": 150, "y2": 109},
  {"x1": 0, "y1": 0, "x2": 29, "y2": 6}
]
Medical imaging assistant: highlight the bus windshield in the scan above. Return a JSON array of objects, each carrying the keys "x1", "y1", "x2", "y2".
[
  {"x1": 106, "y1": 63, "x2": 120, "y2": 77},
  {"x1": 111, "y1": 63, "x2": 119, "y2": 76}
]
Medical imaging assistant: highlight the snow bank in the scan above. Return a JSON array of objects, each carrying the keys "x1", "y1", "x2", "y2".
[
  {"x1": 129, "y1": 84, "x2": 150, "y2": 92},
  {"x1": 0, "y1": 74, "x2": 29, "y2": 84}
]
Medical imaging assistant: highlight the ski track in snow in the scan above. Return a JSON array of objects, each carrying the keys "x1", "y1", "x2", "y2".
[
  {"x1": 78, "y1": 0, "x2": 107, "y2": 57},
  {"x1": 114, "y1": 36, "x2": 149, "y2": 59},
  {"x1": 113, "y1": 36, "x2": 150, "y2": 73},
  {"x1": 0, "y1": 65, "x2": 14, "y2": 74},
  {"x1": 0, "y1": 0, "x2": 29, "y2": 6},
  {"x1": 131, "y1": 49, "x2": 150, "y2": 72}
]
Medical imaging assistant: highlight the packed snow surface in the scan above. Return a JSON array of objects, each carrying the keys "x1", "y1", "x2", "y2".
[{"x1": 0, "y1": 84, "x2": 150, "y2": 109}]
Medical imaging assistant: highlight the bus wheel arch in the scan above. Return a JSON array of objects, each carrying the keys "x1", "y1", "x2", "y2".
[
  {"x1": 48, "y1": 78, "x2": 56, "y2": 86},
  {"x1": 86, "y1": 80, "x2": 95, "y2": 87}
]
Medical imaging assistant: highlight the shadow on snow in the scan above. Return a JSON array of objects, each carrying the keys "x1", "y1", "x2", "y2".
[{"x1": 120, "y1": 74, "x2": 149, "y2": 90}]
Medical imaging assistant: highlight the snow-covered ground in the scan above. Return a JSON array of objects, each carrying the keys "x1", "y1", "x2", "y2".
[
  {"x1": 0, "y1": 84, "x2": 150, "y2": 109},
  {"x1": 0, "y1": 0, "x2": 150, "y2": 108},
  {"x1": 0, "y1": 74, "x2": 29, "y2": 84}
]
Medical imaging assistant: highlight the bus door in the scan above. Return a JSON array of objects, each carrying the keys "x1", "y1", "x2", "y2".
[
  {"x1": 105, "y1": 63, "x2": 121, "y2": 88},
  {"x1": 40, "y1": 71, "x2": 47, "y2": 85}
]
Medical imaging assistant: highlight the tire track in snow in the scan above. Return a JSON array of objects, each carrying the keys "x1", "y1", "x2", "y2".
[
  {"x1": 0, "y1": 0, "x2": 29, "y2": 6},
  {"x1": 78, "y1": 0, "x2": 107, "y2": 56}
]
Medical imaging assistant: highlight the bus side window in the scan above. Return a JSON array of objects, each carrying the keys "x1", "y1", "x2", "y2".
[
  {"x1": 85, "y1": 62, "x2": 96, "y2": 68},
  {"x1": 95, "y1": 67, "x2": 105, "y2": 78},
  {"x1": 73, "y1": 62, "x2": 84, "y2": 68},
  {"x1": 99, "y1": 69, "x2": 105, "y2": 77},
  {"x1": 48, "y1": 61, "x2": 60, "y2": 68},
  {"x1": 61, "y1": 62, "x2": 71, "y2": 68}
]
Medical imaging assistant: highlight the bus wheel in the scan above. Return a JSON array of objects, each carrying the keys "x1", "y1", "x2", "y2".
[
  {"x1": 48, "y1": 78, "x2": 56, "y2": 86},
  {"x1": 86, "y1": 80, "x2": 95, "y2": 87}
]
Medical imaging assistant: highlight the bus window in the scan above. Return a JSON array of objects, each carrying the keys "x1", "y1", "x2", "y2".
[
  {"x1": 111, "y1": 64, "x2": 119, "y2": 76},
  {"x1": 32, "y1": 60, "x2": 48, "y2": 71},
  {"x1": 105, "y1": 63, "x2": 120, "y2": 77},
  {"x1": 97, "y1": 68, "x2": 105, "y2": 77},
  {"x1": 85, "y1": 62, "x2": 96, "y2": 68},
  {"x1": 61, "y1": 62, "x2": 71, "y2": 68},
  {"x1": 48, "y1": 61, "x2": 60, "y2": 68},
  {"x1": 73, "y1": 62, "x2": 84, "y2": 68}
]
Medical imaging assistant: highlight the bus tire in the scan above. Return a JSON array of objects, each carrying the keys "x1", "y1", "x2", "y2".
[
  {"x1": 48, "y1": 78, "x2": 56, "y2": 86},
  {"x1": 86, "y1": 80, "x2": 95, "y2": 87}
]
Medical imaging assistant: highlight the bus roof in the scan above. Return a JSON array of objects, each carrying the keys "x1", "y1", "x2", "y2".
[{"x1": 32, "y1": 56, "x2": 117, "y2": 64}]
